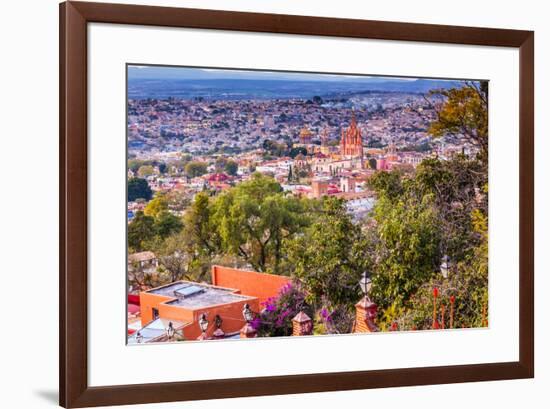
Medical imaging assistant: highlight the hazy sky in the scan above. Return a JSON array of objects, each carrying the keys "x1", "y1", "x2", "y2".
[{"x1": 127, "y1": 65, "x2": 423, "y2": 83}]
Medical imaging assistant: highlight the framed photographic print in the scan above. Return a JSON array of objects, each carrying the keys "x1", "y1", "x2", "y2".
[{"x1": 60, "y1": 1, "x2": 534, "y2": 407}]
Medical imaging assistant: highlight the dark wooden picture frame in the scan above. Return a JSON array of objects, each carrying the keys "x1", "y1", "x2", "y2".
[{"x1": 59, "y1": 1, "x2": 534, "y2": 407}]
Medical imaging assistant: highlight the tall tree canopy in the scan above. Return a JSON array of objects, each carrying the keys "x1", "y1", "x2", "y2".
[
  {"x1": 155, "y1": 211, "x2": 183, "y2": 239},
  {"x1": 224, "y1": 160, "x2": 239, "y2": 176},
  {"x1": 156, "y1": 231, "x2": 209, "y2": 283},
  {"x1": 210, "y1": 173, "x2": 310, "y2": 273},
  {"x1": 285, "y1": 197, "x2": 365, "y2": 309},
  {"x1": 144, "y1": 193, "x2": 168, "y2": 218},
  {"x1": 128, "y1": 177, "x2": 152, "y2": 202},
  {"x1": 183, "y1": 191, "x2": 220, "y2": 256},
  {"x1": 184, "y1": 161, "x2": 208, "y2": 178},
  {"x1": 366, "y1": 154, "x2": 488, "y2": 329},
  {"x1": 137, "y1": 164, "x2": 155, "y2": 178},
  {"x1": 369, "y1": 194, "x2": 441, "y2": 310},
  {"x1": 427, "y1": 82, "x2": 489, "y2": 162},
  {"x1": 128, "y1": 211, "x2": 156, "y2": 252}
]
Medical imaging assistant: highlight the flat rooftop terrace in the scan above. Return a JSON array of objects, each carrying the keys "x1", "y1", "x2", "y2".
[{"x1": 148, "y1": 282, "x2": 252, "y2": 309}]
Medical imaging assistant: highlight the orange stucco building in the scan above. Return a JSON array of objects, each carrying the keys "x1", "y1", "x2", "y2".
[
  {"x1": 211, "y1": 265, "x2": 291, "y2": 305},
  {"x1": 130, "y1": 265, "x2": 291, "y2": 343}
]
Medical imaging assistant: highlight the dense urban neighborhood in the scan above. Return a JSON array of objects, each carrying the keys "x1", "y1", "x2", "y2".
[{"x1": 127, "y1": 67, "x2": 489, "y2": 343}]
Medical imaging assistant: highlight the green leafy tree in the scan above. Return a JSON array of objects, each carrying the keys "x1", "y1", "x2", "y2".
[
  {"x1": 144, "y1": 194, "x2": 168, "y2": 218},
  {"x1": 406, "y1": 208, "x2": 488, "y2": 330},
  {"x1": 155, "y1": 211, "x2": 183, "y2": 239},
  {"x1": 128, "y1": 177, "x2": 152, "y2": 202},
  {"x1": 368, "y1": 169, "x2": 404, "y2": 201},
  {"x1": 164, "y1": 190, "x2": 192, "y2": 212},
  {"x1": 410, "y1": 156, "x2": 486, "y2": 260},
  {"x1": 128, "y1": 159, "x2": 151, "y2": 172},
  {"x1": 285, "y1": 197, "x2": 365, "y2": 309},
  {"x1": 137, "y1": 164, "x2": 155, "y2": 177},
  {"x1": 183, "y1": 192, "x2": 220, "y2": 255},
  {"x1": 155, "y1": 231, "x2": 209, "y2": 283},
  {"x1": 427, "y1": 83, "x2": 488, "y2": 162},
  {"x1": 369, "y1": 194, "x2": 441, "y2": 311},
  {"x1": 224, "y1": 160, "x2": 239, "y2": 176},
  {"x1": 365, "y1": 155, "x2": 488, "y2": 329},
  {"x1": 128, "y1": 211, "x2": 156, "y2": 252},
  {"x1": 289, "y1": 147, "x2": 307, "y2": 158},
  {"x1": 184, "y1": 161, "x2": 208, "y2": 178},
  {"x1": 368, "y1": 158, "x2": 377, "y2": 170},
  {"x1": 212, "y1": 173, "x2": 309, "y2": 273}
]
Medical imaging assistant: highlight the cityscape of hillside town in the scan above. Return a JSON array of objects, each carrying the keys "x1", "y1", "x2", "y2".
[{"x1": 127, "y1": 65, "x2": 489, "y2": 344}]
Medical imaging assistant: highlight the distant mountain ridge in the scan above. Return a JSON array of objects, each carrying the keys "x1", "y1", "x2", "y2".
[
  {"x1": 128, "y1": 76, "x2": 464, "y2": 100},
  {"x1": 128, "y1": 65, "x2": 419, "y2": 82}
]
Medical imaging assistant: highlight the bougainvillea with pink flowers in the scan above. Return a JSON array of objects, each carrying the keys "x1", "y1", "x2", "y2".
[{"x1": 254, "y1": 282, "x2": 312, "y2": 337}]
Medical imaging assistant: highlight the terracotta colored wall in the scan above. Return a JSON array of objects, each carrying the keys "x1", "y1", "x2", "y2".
[
  {"x1": 181, "y1": 297, "x2": 260, "y2": 340},
  {"x1": 158, "y1": 302, "x2": 194, "y2": 323},
  {"x1": 211, "y1": 265, "x2": 291, "y2": 305},
  {"x1": 139, "y1": 280, "x2": 261, "y2": 340},
  {"x1": 139, "y1": 291, "x2": 173, "y2": 326}
]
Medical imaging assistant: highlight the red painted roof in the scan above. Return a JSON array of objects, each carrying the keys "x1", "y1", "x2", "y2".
[
  {"x1": 128, "y1": 294, "x2": 140, "y2": 305},
  {"x1": 208, "y1": 173, "x2": 229, "y2": 182},
  {"x1": 128, "y1": 304, "x2": 140, "y2": 314}
]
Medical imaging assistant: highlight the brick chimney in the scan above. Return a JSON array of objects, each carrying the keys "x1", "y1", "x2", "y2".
[
  {"x1": 292, "y1": 311, "x2": 313, "y2": 336},
  {"x1": 240, "y1": 323, "x2": 257, "y2": 338},
  {"x1": 354, "y1": 297, "x2": 379, "y2": 333}
]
